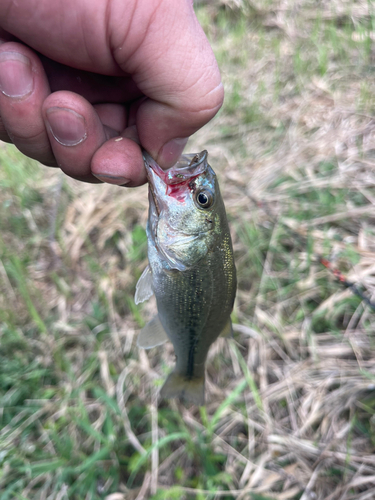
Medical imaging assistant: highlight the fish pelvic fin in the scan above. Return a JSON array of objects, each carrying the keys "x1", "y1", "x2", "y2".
[
  {"x1": 160, "y1": 372, "x2": 205, "y2": 406},
  {"x1": 137, "y1": 315, "x2": 168, "y2": 349}
]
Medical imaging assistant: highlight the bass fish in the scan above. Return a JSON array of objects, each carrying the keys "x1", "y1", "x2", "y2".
[{"x1": 135, "y1": 150, "x2": 236, "y2": 405}]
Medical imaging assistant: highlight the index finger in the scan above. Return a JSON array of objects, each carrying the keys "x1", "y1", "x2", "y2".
[{"x1": 110, "y1": 0, "x2": 224, "y2": 168}]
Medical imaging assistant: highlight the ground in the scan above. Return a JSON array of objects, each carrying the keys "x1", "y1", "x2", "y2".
[{"x1": 1, "y1": 1, "x2": 375, "y2": 499}]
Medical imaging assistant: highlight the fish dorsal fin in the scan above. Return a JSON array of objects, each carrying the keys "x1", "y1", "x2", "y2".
[
  {"x1": 220, "y1": 318, "x2": 233, "y2": 339},
  {"x1": 135, "y1": 265, "x2": 154, "y2": 305},
  {"x1": 137, "y1": 315, "x2": 169, "y2": 349}
]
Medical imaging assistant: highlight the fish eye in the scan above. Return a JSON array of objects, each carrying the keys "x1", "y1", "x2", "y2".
[{"x1": 195, "y1": 189, "x2": 214, "y2": 209}]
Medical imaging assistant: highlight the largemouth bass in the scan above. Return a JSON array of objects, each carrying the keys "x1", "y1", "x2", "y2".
[{"x1": 135, "y1": 150, "x2": 236, "y2": 405}]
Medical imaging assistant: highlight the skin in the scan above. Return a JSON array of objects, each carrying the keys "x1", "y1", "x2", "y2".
[{"x1": 0, "y1": 0, "x2": 224, "y2": 185}]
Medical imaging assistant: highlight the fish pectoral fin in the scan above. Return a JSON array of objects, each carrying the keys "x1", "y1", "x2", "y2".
[
  {"x1": 134, "y1": 265, "x2": 154, "y2": 304},
  {"x1": 160, "y1": 372, "x2": 205, "y2": 406},
  {"x1": 137, "y1": 315, "x2": 169, "y2": 349},
  {"x1": 220, "y1": 318, "x2": 234, "y2": 339}
]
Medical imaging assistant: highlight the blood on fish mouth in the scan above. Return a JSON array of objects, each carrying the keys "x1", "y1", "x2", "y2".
[{"x1": 143, "y1": 149, "x2": 209, "y2": 212}]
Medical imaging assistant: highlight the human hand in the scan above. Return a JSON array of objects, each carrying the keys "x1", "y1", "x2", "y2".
[{"x1": 0, "y1": 0, "x2": 223, "y2": 186}]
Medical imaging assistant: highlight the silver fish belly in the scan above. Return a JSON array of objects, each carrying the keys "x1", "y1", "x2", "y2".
[{"x1": 135, "y1": 150, "x2": 236, "y2": 405}]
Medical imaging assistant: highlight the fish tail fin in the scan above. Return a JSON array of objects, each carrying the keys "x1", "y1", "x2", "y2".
[{"x1": 160, "y1": 372, "x2": 205, "y2": 406}]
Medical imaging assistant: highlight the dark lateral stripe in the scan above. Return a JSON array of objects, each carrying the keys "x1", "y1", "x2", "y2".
[{"x1": 187, "y1": 329, "x2": 197, "y2": 379}]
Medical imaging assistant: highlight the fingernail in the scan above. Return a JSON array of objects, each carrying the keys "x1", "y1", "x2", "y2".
[
  {"x1": 0, "y1": 52, "x2": 33, "y2": 98},
  {"x1": 46, "y1": 107, "x2": 87, "y2": 146},
  {"x1": 158, "y1": 137, "x2": 189, "y2": 167},
  {"x1": 93, "y1": 173, "x2": 131, "y2": 186}
]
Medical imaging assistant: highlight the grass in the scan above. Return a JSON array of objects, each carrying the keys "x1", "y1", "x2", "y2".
[{"x1": 1, "y1": 1, "x2": 375, "y2": 499}]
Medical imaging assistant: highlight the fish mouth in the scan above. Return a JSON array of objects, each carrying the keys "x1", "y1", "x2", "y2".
[{"x1": 142, "y1": 149, "x2": 208, "y2": 216}]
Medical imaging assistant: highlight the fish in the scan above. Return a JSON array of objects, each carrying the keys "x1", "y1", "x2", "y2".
[{"x1": 135, "y1": 149, "x2": 237, "y2": 405}]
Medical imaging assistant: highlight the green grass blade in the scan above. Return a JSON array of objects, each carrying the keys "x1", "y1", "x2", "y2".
[
  {"x1": 210, "y1": 379, "x2": 247, "y2": 432},
  {"x1": 5, "y1": 256, "x2": 47, "y2": 334},
  {"x1": 230, "y1": 341, "x2": 263, "y2": 411},
  {"x1": 128, "y1": 432, "x2": 189, "y2": 487}
]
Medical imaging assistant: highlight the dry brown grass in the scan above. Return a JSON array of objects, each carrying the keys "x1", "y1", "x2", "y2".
[{"x1": 1, "y1": 1, "x2": 375, "y2": 499}]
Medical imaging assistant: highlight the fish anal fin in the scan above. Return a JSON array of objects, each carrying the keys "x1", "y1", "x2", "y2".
[
  {"x1": 135, "y1": 265, "x2": 154, "y2": 305},
  {"x1": 220, "y1": 318, "x2": 233, "y2": 339},
  {"x1": 137, "y1": 315, "x2": 168, "y2": 349},
  {"x1": 160, "y1": 372, "x2": 205, "y2": 406}
]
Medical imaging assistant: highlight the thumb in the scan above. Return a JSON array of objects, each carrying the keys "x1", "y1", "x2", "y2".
[{"x1": 112, "y1": 0, "x2": 224, "y2": 168}]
